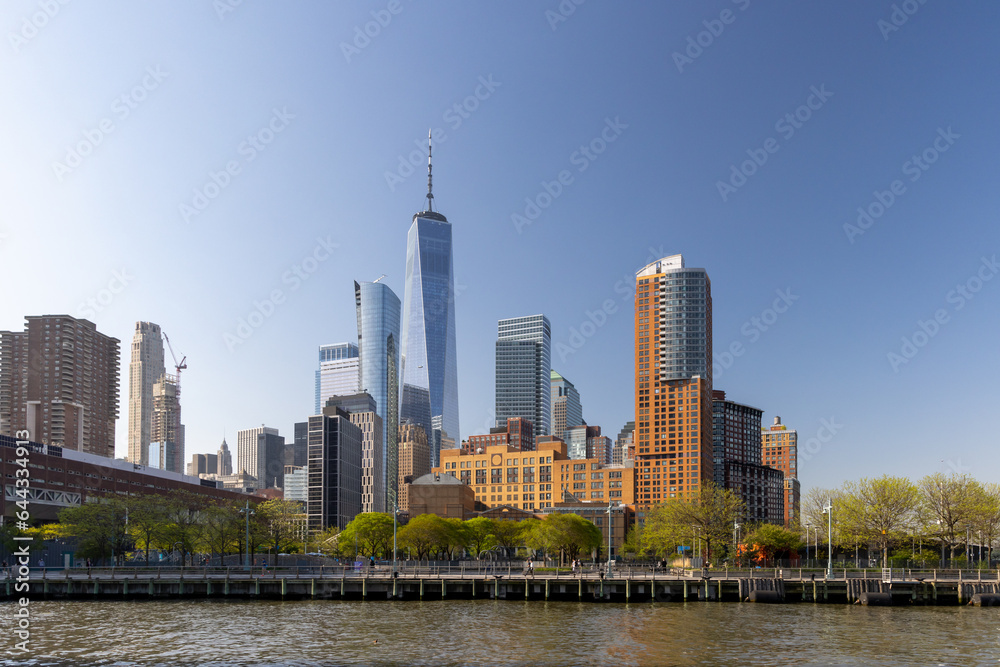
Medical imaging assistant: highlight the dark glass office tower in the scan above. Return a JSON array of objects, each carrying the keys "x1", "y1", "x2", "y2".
[
  {"x1": 495, "y1": 315, "x2": 551, "y2": 436},
  {"x1": 306, "y1": 409, "x2": 363, "y2": 532}
]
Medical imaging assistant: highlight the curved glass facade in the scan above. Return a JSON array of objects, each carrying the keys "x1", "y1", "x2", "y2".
[
  {"x1": 399, "y1": 212, "x2": 460, "y2": 467},
  {"x1": 354, "y1": 280, "x2": 400, "y2": 509}
]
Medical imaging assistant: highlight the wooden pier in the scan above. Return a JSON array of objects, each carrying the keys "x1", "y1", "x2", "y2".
[{"x1": 5, "y1": 567, "x2": 1000, "y2": 606}]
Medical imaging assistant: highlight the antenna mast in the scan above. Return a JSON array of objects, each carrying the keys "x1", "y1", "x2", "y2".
[{"x1": 426, "y1": 129, "x2": 434, "y2": 212}]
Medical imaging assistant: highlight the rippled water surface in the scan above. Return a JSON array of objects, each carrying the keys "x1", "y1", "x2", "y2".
[{"x1": 2, "y1": 600, "x2": 999, "y2": 666}]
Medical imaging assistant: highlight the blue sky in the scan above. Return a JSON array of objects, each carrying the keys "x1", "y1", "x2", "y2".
[{"x1": 2, "y1": 1, "x2": 998, "y2": 493}]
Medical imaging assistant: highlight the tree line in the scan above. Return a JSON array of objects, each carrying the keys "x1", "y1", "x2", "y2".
[
  {"x1": 25, "y1": 493, "x2": 304, "y2": 565},
  {"x1": 623, "y1": 473, "x2": 1000, "y2": 568},
  {"x1": 802, "y1": 472, "x2": 1000, "y2": 566},
  {"x1": 21, "y1": 491, "x2": 607, "y2": 565},
  {"x1": 316, "y1": 512, "x2": 602, "y2": 563}
]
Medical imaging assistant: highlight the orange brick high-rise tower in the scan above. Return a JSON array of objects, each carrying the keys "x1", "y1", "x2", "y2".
[{"x1": 633, "y1": 255, "x2": 713, "y2": 510}]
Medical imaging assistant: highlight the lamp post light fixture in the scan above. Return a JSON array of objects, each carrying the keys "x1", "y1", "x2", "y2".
[
  {"x1": 822, "y1": 499, "x2": 833, "y2": 578},
  {"x1": 239, "y1": 500, "x2": 255, "y2": 571},
  {"x1": 606, "y1": 500, "x2": 620, "y2": 575}
]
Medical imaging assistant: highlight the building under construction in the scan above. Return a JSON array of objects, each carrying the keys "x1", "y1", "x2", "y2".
[{"x1": 150, "y1": 373, "x2": 184, "y2": 474}]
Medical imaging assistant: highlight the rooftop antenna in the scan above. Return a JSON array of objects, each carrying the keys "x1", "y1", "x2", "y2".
[{"x1": 426, "y1": 128, "x2": 434, "y2": 212}]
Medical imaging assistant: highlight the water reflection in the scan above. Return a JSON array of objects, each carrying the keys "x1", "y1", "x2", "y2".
[{"x1": 1, "y1": 600, "x2": 997, "y2": 666}]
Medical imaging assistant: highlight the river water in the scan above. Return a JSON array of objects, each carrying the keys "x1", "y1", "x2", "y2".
[{"x1": 2, "y1": 599, "x2": 998, "y2": 666}]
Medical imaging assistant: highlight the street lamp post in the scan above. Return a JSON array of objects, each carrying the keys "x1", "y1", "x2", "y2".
[
  {"x1": 822, "y1": 499, "x2": 833, "y2": 578},
  {"x1": 805, "y1": 524, "x2": 811, "y2": 564},
  {"x1": 392, "y1": 501, "x2": 399, "y2": 577},
  {"x1": 239, "y1": 501, "x2": 255, "y2": 571},
  {"x1": 936, "y1": 519, "x2": 945, "y2": 568},
  {"x1": 606, "y1": 500, "x2": 619, "y2": 574},
  {"x1": 735, "y1": 523, "x2": 741, "y2": 565}
]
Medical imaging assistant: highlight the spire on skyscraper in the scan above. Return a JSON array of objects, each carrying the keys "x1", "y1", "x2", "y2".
[{"x1": 426, "y1": 128, "x2": 434, "y2": 212}]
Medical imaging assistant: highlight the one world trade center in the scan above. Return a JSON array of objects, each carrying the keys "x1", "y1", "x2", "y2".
[{"x1": 399, "y1": 132, "x2": 460, "y2": 467}]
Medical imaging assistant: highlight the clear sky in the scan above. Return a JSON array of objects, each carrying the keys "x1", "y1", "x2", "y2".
[{"x1": 2, "y1": 1, "x2": 998, "y2": 494}]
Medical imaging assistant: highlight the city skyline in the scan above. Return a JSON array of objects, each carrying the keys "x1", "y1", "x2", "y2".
[{"x1": 3, "y1": 3, "x2": 998, "y2": 495}]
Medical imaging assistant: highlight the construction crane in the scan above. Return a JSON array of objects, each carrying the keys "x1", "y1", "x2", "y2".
[
  {"x1": 162, "y1": 332, "x2": 187, "y2": 397},
  {"x1": 373, "y1": 274, "x2": 387, "y2": 283}
]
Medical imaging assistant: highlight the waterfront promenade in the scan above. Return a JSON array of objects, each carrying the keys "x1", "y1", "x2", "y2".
[{"x1": 5, "y1": 564, "x2": 999, "y2": 606}]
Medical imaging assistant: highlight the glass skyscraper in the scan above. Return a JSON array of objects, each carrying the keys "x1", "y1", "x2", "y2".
[
  {"x1": 354, "y1": 280, "x2": 400, "y2": 509},
  {"x1": 495, "y1": 314, "x2": 551, "y2": 436},
  {"x1": 399, "y1": 138, "x2": 459, "y2": 467},
  {"x1": 315, "y1": 342, "x2": 359, "y2": 414},
  {"x1": 551, "y1": 369, "x2": 583, "y2": 442}
]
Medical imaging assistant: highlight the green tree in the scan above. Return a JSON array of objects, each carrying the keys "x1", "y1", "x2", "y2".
[
  {"x1": 839, "y1": 475, "x2": 920, "y2": 564},
  {"x1": 642, "y1": 482, "x2": 744, "y2": 564},
  {"x1": 312, "y1": 525, "x2": 345, "y2": 558},
  {"x1": 918, "y1": 473, "x2": 980, "y2": 564},
  {"x1": 742, "y1": 523, "x2": 802, "y2": 566},
  {"x1": 492, "y1": 518, "x2": 528, "y2": 556},
  {"x1": 441, "y1": 518, "x2": 469, "y2": 559},
  {"x1": 621, "y1": 525, "x2": 649, "y2": 560},
  {"x1": 159, "y1": 492, "x2": 207, "y2": 566},
  {"x1": 969, "y1": 482, "x2": 1000, "y2": 566},
  {"x1": 257, "y1": 499, "x2": 303, "y2": 558},
  {"x1": 399, "y1": 513, "x2": 449, "y2": 560},
  {"x1": 56, "y1": 499, "x2": 129, "y2": 564},
  {"x1": 0, "y1": 524, "x2": 45, "y2": 556},
  {"x1": 463, "y1": 517, "x2": 497, "y2": 558},
  {"x1": 527, "y1": 514, "x2": 601, "y2": 564},
  {"x1": 200, "y1": 500, "x2": 242, "y2": 563},
  {"x1": 339, "y1": 513, "x2": 395, "y2": 558},
  {"x1": 127, "y1": 495, "x2": 169, "y2": 566}
]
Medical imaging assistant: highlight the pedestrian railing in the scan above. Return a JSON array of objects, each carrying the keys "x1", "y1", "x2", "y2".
[{"x1": 15, "y1": 563, "x2": 1000, "y2": 583}]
